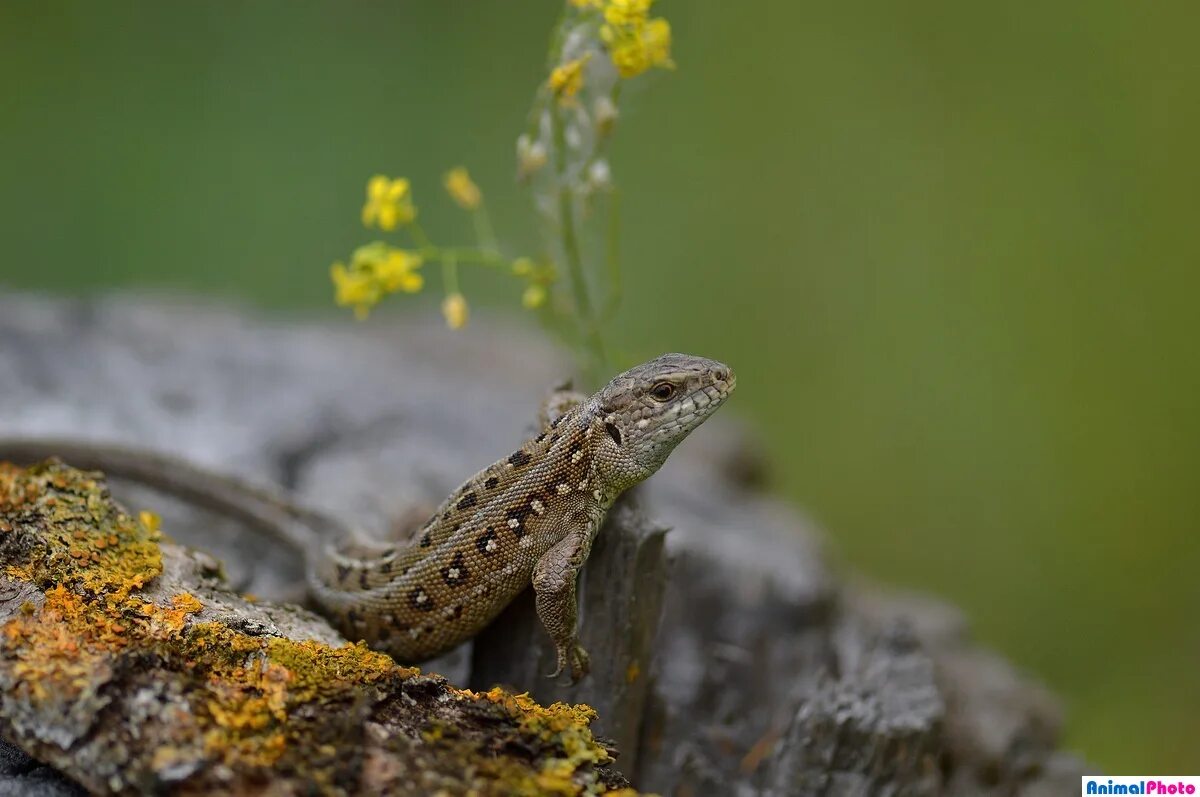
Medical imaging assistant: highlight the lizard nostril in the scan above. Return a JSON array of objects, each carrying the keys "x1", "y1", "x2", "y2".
[{"x1": 710, "y1": 366, "x2": 729, "y2": 383}]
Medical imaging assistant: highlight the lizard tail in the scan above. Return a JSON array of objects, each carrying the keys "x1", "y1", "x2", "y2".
[{"x1": 0, "y1": 438, "x2": 344, "y2": 554}]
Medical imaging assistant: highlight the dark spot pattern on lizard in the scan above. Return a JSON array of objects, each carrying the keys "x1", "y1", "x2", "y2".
[
  {"x1": 505, "y1": 505, "x2": 533, "y2": 538},
  {"x1": 373, "y1": 425, "x2": 567, "y2": 565},
  {"x1": 336, "y1": 563, "x2": 352, "y2": 584},
  {"x1": 456, "y1": 492, "x2": 477, "y2": 511},
  {"x1": 476, "y1": 527, "x2": 499, "y2": 556},
  {"x1": 408, "y1": 587, "x2": 435, "y2": 612},
  {"x1": 358, "y1": 569, "x2": 371, "y2": 590},
  {"x1": 440, "y1": 551, "x2": 469, "y2": 586},
  {"x1": 507, "y1": 449, "x2": 532, "y2": 467}
]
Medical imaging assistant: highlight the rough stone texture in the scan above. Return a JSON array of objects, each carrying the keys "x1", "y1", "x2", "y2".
[
  {"x1": 0, "y1": 294, "x2": 1093, "y2": 795},
  {"x1": 1, "y1": 461, "x2": 628, "y2": 796},
  {"x1": 470, "y1": 496, "x2": 669, "y2": 778}
]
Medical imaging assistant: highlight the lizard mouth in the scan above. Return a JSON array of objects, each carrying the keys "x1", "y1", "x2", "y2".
[
  {"x1": 710, "y1": 363, "x2": 736, "y2": 399},
  {"x1": 677, "y1": 373, "x2": 734, "y2": 426},
  {"x1": 721, "y1": 370, "x2": 737, "y2": 395}
]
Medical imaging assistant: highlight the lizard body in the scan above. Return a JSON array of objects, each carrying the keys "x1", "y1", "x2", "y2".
[{"x1": 0, "y1": 353, "x2": 734, "y2": 680}]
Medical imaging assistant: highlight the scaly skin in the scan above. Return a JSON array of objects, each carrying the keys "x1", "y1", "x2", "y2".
[{"x1": 0, "y1": 353, "x2": 735, "y2": 681}]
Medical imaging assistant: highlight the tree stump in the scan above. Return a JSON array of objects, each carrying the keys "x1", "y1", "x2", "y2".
[{"x1": 0, "y1": 294, "x2": 1091, "y2": 795}]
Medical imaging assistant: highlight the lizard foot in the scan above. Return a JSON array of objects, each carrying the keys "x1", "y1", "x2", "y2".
[{"x1": 548, "y1": 642, "x2": 590, "y2": 683}]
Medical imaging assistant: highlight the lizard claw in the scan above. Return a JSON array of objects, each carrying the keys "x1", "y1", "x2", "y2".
[{"x1": 548, "y1": 642, "x2": 590, "y2": 683}]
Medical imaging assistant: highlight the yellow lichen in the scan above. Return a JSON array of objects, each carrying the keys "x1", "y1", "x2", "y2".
[
  {"x1": 0, "y1": 461, "x2": 631, "y2": 795},
  {"x1": 450, "y1": 687, "x2": 615, "y2": 794}
]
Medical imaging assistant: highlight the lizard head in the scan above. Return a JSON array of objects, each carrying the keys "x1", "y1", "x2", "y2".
[{"x1": 589, "y1": 353, "x2": 736, "y2": 489}]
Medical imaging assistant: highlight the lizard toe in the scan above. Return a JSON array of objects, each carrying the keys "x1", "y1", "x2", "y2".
[
  {"x1": 548, "y1": 647, "x2": 569, "y2": 679},
  {"x1": 568, "y1": 644, "x2": 590, "y2": 683}
]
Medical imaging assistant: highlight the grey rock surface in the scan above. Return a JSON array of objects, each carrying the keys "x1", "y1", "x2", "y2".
[{"x1": 0, "y1": 293, "x2": 1091, "y2": 795}]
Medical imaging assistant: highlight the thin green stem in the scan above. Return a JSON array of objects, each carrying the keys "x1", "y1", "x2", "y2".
[
  {"x1": 472, "y1": 204, "x2": 500, "y2": 257},
  {"x1": 602, "y1": 188, "x2": 622, "y2": 322},
  {"x1": 408, "y1": 222, "x2": 433, "y2": 251},
  {"x1": 422, "y1": 246, "x2": 508, "y2": 269},
  {"x1": 441, "y1": 251, "x2": 460, "y2": 295},
  {"x1": 405, "y1": 221, "x2": 510, "y2": 270},
  {"x1": 551, "y1": 102, "x2": 607, "y2": 381}
]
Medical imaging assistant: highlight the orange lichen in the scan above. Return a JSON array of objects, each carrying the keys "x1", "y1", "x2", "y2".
[{"x1": 0, "y1": 460, "x2": 629, "y2": 795}]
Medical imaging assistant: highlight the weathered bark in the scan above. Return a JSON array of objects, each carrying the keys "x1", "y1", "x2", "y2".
[{"x1": 0, "y1": 294, "x2": 1092, "y2": 795}]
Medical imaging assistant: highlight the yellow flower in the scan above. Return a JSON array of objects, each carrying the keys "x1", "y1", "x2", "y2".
[
  {"x1": 361, "y1": 175, "x2": 416, "y2": 230},
  {"x1": 331, "y1": 261, "x2": 382, "y2": 320},
  {"x1": 607, "y1": 17, "x2": 673, "y2": 78},
  {"x1": 441, "y1": 292, "x2": 469, "y2": 330},
  {"x1": 641, "y1": 18, "x2": 673, "y2": 68},
  {"x1": 603, "y1": 0, "x2": 651, "y2": 28},
  {"x1": 549, "y1": 56, "x2": 589, "y2": 103},
  {"x1": 374, "y1": 248, "x2": 425, "y2": 294},
  {"x1": 349, "y1": 242, "x2": 424, "y2": 294},
  {"x1": 443, "y1": 167, "x2": 482, "y2": 211},
  {"x1": 569, "y1": 0, "x2": 603, "y2": 8},
  {"x1": 511, "y1": 257, "x2": 535, "y2": 277},
  {"x1": 522, "y1": 283, "x2": 548, "y2": 310}
]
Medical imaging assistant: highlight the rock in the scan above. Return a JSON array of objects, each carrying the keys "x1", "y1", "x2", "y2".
[
  {"x1": 0, "y1": 461, "x2": 627, "y2": 796},
  {"x1": 0, "y1": 294, "x2": 1092, "y2": 795}
]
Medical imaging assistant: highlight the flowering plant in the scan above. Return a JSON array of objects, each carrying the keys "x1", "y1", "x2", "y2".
[{"x1": 329, "y1": 0, "x2": 673, "y2": 382}]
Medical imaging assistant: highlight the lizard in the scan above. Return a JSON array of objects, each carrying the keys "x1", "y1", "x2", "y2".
[{"x1": 0, "y1": 353, "x2": 735, "y2": 681}]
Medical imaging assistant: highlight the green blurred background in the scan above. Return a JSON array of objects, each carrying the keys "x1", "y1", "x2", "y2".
[{"x1": 2, "y1": 1, "x2": 1196, "y2": 771}]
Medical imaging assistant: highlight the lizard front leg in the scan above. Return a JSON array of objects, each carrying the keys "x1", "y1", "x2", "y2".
[{"x1": 531, "y1": 520, "x2": 597, "y2": 682}]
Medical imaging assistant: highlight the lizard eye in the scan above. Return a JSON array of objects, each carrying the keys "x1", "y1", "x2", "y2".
[{"x1": 650, "y1": 382, "x2": 676, "y2": 402}]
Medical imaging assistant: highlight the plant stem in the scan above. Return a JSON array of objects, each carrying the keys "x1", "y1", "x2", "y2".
[
  {"x1": 423, "y1": 246, "x2": 507, "y2": 269},
  {"x1": 472, "y1": 205, "x2": 500, "y2": 257},
  {"x1": 551, "y1": 103, "x2": 607, "y2": 383},
  {"x1": 602, "y1": 188, "x2": 623, "y2": 322},
  {"x1": 442, "y1": 251, "x2": 460, "y2": 294}
]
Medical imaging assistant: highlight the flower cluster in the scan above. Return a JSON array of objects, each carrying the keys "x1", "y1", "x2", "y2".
[
  {"x1": 330, "y1": 171, "x2": 549, "y2": 327},
  {"x1": 330, "y1": 241, "x2": 424, "y2": 320},
  {"x1": 560, "y1": 0, "x2": 673, "y2": 87},
  {"x1": 327, "y1": 1, "x2": 677, "y2": 383},
  {"x1": 602, "y1": 11, "x2": 672, "y2": 79}
]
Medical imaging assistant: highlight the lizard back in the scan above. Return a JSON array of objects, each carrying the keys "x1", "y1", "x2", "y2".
[{"x1": 308, "y1": 404, "x2": 608, "y2": 661}]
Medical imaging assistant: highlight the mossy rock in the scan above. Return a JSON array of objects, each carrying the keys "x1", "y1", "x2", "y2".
[{"x1": 0, "y1": 460, "x2": 634, "y2": 796}]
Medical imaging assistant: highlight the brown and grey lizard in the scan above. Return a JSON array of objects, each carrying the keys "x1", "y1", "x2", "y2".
[{"x1": 0, "y1": 353, "x2": 735, "y2": 680}]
